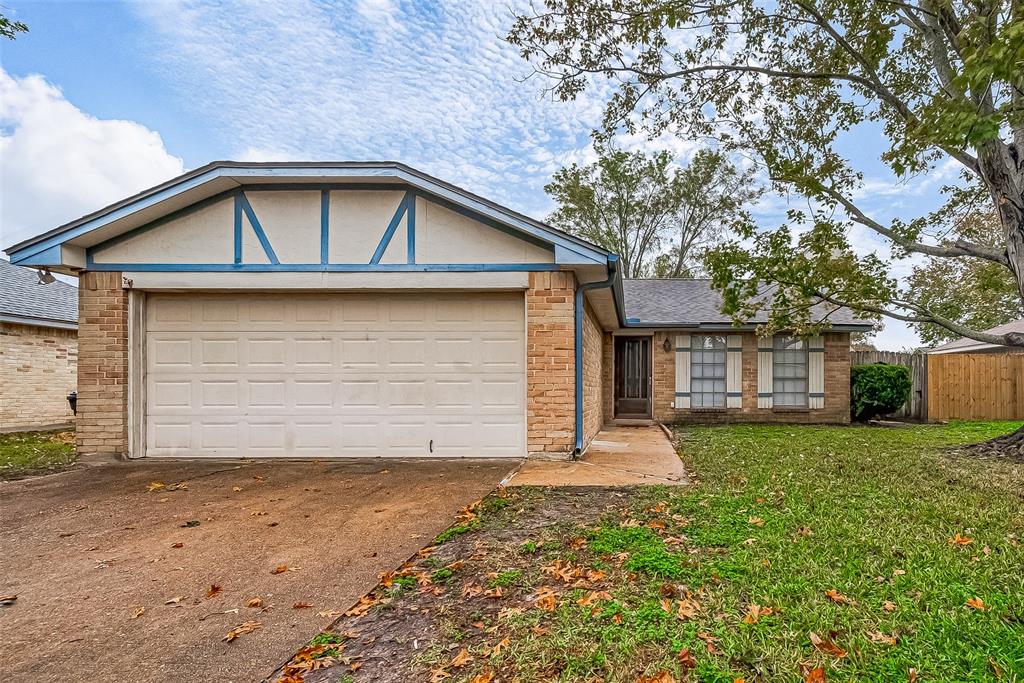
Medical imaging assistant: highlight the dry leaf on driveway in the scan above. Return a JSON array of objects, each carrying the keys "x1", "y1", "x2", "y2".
[
  {"x1": 0, "y1": 595, "x2": 17, "y2": 606},
  {"x1": 222, "y1": 620, "x2": 261, "y2": 642},
  {"x1": 271, "y1": 565, "x2": 300, "y2": 574},
  {"x1": 293, "y1": 602, "x2": 313, "y2": 609},
  {"x1": 245, "y1": 597, "x2": 263, "y2": 608},
  {"x1": 130, "y1": 607, "x2": 145, "y2": 619},
  {"x1": 206, "y1": 584, "x2": 223, "y2": 599}
]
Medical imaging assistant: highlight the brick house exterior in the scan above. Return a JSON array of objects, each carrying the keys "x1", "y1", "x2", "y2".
[
  {"x1": 0, "y1": 260, "x2": 79, "y2": 432},
  {"x1": 5, "y1": 162, "x2": 871, "y2": 459}
]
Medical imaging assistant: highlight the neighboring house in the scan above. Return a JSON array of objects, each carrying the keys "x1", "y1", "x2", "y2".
[
  {"x1": 4, "y1": 162, "x2": 870, "y2": 459},
  {"x1": 0, "y1": 259, "x2": 78, "y2": 431},
  {"x1": 927, "y1": 319, "x2": 1024, "y2": 354}
]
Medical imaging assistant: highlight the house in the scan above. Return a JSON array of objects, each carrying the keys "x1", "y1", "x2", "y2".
[
  {"x1": 4, "y1": 162, "x2": 871, "y2": 459},
  {"x1": 0, "y1": 259, "x2": 79, "y2": 431},
  {"x1": 927, "y1": 319, "x2": 1024, "y2": 354}
]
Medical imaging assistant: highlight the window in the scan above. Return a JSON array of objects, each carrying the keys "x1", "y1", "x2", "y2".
[
  {"x1": 773, "y1": 336, "x2": 808, "y2": 407},
  {"x1": 691, "y1": 335, "x2": 726, "y2": 407}
]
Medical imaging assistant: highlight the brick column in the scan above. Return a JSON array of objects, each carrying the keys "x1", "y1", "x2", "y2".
[
  {"x1": 526, "y1": 271, "x2": 575, "y2": 456},
  {"x1": 77, "y1": 271, "x2": 128, "y2": 457}
]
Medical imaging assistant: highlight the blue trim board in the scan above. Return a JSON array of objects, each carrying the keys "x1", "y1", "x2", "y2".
[
  {"x1": 757, "y1": 392, "x2": 772, "y2": 397},
  {"x1": 674, "y1": 392, "x2": 691, "y2": 397},
  {"x1": 370, "y1": 192, "x2": 410, "y2": 264},
  {"x1": 406, "y1": 193, "x2": 416, "y2": 264},
  {"x1": 727, "y1": 392, "x2": 742, "y2": 397},
  {"x1": 83, "y1": 263, "x2": 563, "y2": 272},
  {"x1": 809, "y1": 392, "x2": 825, "y2": 398},
  {"x1": 320, "y1": 190, "x2": 330, "y2": 264},
  {"x1": 239, "y1": 193, "x2": 280, "y2": 265},
  {"x1": 233, "y1": 192, "x2": 243, "y2": 264},
  {"x1": 809, "y1": 347, "x2": 826, "y2": 353}
]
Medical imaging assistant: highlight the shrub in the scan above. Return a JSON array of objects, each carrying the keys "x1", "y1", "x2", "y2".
[{"x1": 850, "y1": 363, "x2": 912, "y2": 420}]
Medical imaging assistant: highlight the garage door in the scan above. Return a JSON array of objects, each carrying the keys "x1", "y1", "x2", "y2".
[{"x1": 144, "y1": 292, "x2": 525, "y2": 457}]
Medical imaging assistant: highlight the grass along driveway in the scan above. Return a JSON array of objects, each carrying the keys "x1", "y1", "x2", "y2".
[
  {"x1": 0, "y1": 430, "x2": 76, "y2": 480},
  {"x1": 276, "y1": 422, "x2": 1024, "y2": 682}
]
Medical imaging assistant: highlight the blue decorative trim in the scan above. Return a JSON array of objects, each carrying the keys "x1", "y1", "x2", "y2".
[
  {"x1": 757, "y1": 392, "x2": 773, "y2": 397},
  {"x1": 320, "y1": 190, "x2": 330, "y2": 265},
  {"x1": 84, "y1": 262, "x2": 563, "y2": 272},
  {"x1": 674, "y1": 347, "x2": 687, "y2": 352},
  {"x1": 809, "y1": 392, "x2": 825, "y2": 398},
  {"x1": 370, "y1": 193, "x2": 410, "y2": 264},
  {"x1": 233, "y1": 193, "x2": 242, "y2": 265},
  {"x1": 757, "y1": 347, "x2": 774, "y2": 353},
  {"x1": 809, "y1": 348, "x2": 826, "y2": 353},
  {"x1": 727, "y1": 391, "x2": 742, "y2": 397},
  {"x1": 674, "y1": 392, "x2": 691, "y2": 397},
  {"x1": 727, "y1": 347, "x2": 742, "y2": 352},
  {"x1": 406, "y1": 192, "x2": 416, "y2": 264},
  {"x1": 11, "y1": 244, "x2": 63, "y2": 266},
  {"x1": 626, "y1": 317, "x2": 641, "y2": 324},
  {"x1": 239, "y1": 193, "x2": 280, "y2": 264}
]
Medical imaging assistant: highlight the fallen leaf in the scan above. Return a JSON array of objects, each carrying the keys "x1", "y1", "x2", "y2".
[
  {"x1": 170, "y1": 542, "x2": 184, "y2": 549},
  {"x1": 696, "y1": 631, "x2": 722, "y2": 655},
  {"x1": 222, "y1": 620, "x2": 261, "y2": 642},
  {"x1": 868, "y1": 631, "x2": 898, "y2": 645},
  {"x1": 180, "y1": 520, "x2": 200, "y2": 528},
  {"x1": 748, "y1": 516, "x2": 765, "y2": 527},
  {"x1": 741, "y1": 603, "x2": 773, "y2": 624},
  {"x1": 804, "y1": 668, "x2": 826, "y2": 683},
  {"x1": 206, "y1": 584, "x2": 223, "y2": 599},
  {"x1": 317, "y1": 611, "x2": 344, "y2": 618},
  {"x1": 825, "y1": 589, "x2": 854, "y2": 605},
  {"x1": 882, "y1": 600, "x2": 897, "y2": 612},
  {"x1": 130, "y1": 607, "x2": 145, "y2": 619},
  {"x1": 165, "y1": 596, "x2": 184, "y2": 605},
  {"x1": 232, "y1": 486, "x2": 243, "y2": 492},
  {"x1": 293, "y1": 602, "x2": 313, "y2": 609},
  {"x1": 966, "y1": 596, "x2": 988, "y2": 611},
  {"x1": 908, "y1": 668, "x2": 918, "y2": 682},
  {"x1": 484, "y1": 637, "x2": 510, "y2": 656},
  {"x1": 637, "y1": 673, "x2": 677, "y2": 683},
  {"x1": 147, "y1": 481, "x2": 165, "y2": 492},
  {"x1": 271, "y1": 565, "x2": 300, "y2": 574},
  {"x1": 809, "y1": 631, "x2": 847, "y2": 658},
  {"x1": 245, "y1": 597, "x2": 263, "y2": 608},
  {"x1": 450, "y1": 648, "x2": 472, "y2": 668},
  {"x1": 468, "y1": 673, "x2": 494, "y2": 683},
  {"x1": 577, "y1": 590, "x2": 613, "y2": 606},
  {"x1": 533, "y1": 587, "x2": 559, "y2": 611},
  {"x1": 530, "y1": 625, "x2": 549, "y2": 636},
  {"x1": 675, "y1": 598, "x2": 701, "y2": 620},
  {"x1": 948, "y1": 533, "x2": 974, "y2": 546},
  {"x1": 677, "y1": 647, "x2": 697, "y2": 669},
  {"x1": 0, "y1": 595, "x2": 17, "y2": 606}
]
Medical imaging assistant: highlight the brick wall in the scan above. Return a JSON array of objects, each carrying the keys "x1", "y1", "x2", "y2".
[
  {"x1": 77, "y1": 271, "x2": 129, "y2": 456},
  {"x1": 645, "y1": 330, "x2": 851, "y2": 424},
  {"x1": 581, "y1": 299, "x2": 605, "y2": 446},
  {"x1": 0, "y1": 322, "x2": 77, "y2": 431},
  {"x1": 526, "y1": 271, "x2": 575, "y2": 455}
]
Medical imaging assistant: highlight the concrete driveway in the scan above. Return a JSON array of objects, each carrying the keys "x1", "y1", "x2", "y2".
[{"x1": 0, "y1": 457, "x2": 514, "y2": 682}]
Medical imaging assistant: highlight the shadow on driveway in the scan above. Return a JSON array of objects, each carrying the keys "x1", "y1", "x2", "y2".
[{"x1": 0, "y1": 457, "x2": 515, "y2": 682}]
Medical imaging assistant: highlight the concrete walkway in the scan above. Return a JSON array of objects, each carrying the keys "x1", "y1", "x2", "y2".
[{"x1": 506, "y1": 425, "x2": 688, "y2": 486}]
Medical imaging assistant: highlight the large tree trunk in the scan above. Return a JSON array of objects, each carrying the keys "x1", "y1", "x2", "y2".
[{"x1": 959, "y1": 423, "x2": 1024, "y2": 461}]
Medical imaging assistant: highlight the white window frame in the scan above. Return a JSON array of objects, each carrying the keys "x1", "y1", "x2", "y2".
[
  {"x1": 772, "y1": 335, "x2": 809, "y2": 407},
  {"x1": 690, "y1": 335, "x2": 727, "y2": 408}
]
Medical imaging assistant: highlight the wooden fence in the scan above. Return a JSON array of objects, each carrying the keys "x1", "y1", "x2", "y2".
[
  {"x1": 850, "y1": 351, "x2": 928, "y2": 421},
  {"x1": 926, "y1": 353, "x2": 1024, "y2": 420},
  {"x1": 851, "y1": 350, "x2": 1024, "y2": 421}
]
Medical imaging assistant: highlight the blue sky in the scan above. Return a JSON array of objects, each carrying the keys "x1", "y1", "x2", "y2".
[{"x1": 0, "y1": 0, "x2": 954, "y2": 349}]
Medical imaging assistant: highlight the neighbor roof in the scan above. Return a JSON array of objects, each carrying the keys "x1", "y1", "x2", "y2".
[
  {"x1": 621, "y1": 279, "x2": 872, "y2": 330},
  {"x1": 0, "y1": 259, "x2": 78, "y2": 328},
  {"x1": 927, "y1": 318, "x2": 1024, "y2": 354}
]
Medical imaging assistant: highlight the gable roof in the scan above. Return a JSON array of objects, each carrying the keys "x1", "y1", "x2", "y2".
[
  {"x1": 621, "y1": 278, "x2": 872, "y2": 330},
  {"x1": 0, "y1": 259, "x2": 78, "y2": 328},
  {"x1": 4, "y1": 161, "x2": 611, "y2": 269},
  {"x1": 927, "y1": 318, "x2": 1024, "y2": 354}
]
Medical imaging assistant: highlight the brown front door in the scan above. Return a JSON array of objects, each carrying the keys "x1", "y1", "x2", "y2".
[{"x1": 614, "y1": 336, "x2": 652, "y2": 418}]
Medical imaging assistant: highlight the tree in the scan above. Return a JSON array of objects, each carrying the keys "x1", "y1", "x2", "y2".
[
  {"x1": 545, "y1": 146, "x2": 755, "y2": 277},
  {"x1": 0, "y1": 11, "x2": 28, "y2": 40},
  {"x1": 653, "y1": 149, "x2": 761, "y2": 278},
  {"x1": 908, "y1": 208, "x2": 1021, "y2": 345},
  {"x1": 508, "y1": 0, "x2": 1024, "y2": 350}
]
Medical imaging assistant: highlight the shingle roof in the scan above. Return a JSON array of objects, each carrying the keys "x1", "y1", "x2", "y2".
[
  {"x1": 0, "y1": 259, "x2": 78, "y2": 326},
  {"x1": 928, "y1": 318, "x2": 1024, "y2": 353},
  {"x1": 622, "y1": 278, "x2": 871, "y2": 328}
]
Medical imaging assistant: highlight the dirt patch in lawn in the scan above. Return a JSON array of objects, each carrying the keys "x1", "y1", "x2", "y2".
[{"x1": 270, "y1": 487, "x2": 632, "y2": 682}]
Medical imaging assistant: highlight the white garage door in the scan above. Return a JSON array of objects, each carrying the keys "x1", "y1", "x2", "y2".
[{"x1": 144, "y1": 292, "x2": 525, "y2": 458}]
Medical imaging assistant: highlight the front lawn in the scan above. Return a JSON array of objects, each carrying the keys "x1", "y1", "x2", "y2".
[
  {"x1": 276, "y1": 422, "x2": 1024, "y2": 682},
  {"x1": 0, "y1": 430, "x2": 77, "y2": 480}
]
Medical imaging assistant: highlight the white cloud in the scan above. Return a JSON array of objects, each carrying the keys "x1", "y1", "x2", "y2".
[{"x1": 0, "y1": 68, "x2": 184, "y2": 250}]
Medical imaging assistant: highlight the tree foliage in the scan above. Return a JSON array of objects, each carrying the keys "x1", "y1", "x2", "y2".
[
  {"x1": 908, "y1": 207, "x2": 1022, "y2": 344},
  {"x1": 508, "y1": 0, "x2": 1024, "y2": 348},
  {"x1": 545, "y1": 146, "x2": 756, "y2": 278},
  {"x1": 0, "y1": 11, "x2": 28, "y2": 40}
]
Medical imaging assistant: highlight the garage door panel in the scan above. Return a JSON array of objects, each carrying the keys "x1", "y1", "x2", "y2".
[{"x1": 145, "y1": 292, "x2": 525, "y2": 457}]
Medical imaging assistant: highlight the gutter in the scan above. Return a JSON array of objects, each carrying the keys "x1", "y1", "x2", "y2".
[{"x1": 573, "y1": 254, "x2": 619, "y2": 458}]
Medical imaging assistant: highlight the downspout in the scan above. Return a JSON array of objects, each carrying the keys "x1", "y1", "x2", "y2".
[{"x1": 573, "y1": 255, "x2": 619, "y2": 458}]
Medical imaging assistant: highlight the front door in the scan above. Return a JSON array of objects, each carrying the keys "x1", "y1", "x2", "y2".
[{"x1": 614, "y1": 336, "x2": 652, "y2": 418}]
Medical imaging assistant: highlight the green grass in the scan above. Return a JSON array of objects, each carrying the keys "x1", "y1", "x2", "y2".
[
  {"x1": 472, "y1": 422, "x2": 1024, "y2": 682},
  {"x1": 0, "y1": 430, "x2": 76, "y2": 479}
]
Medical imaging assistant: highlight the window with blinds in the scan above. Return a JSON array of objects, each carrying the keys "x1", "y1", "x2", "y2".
[
  {"x1": 773, "y1": 335, "x2": 808, "y2": 406},
  {"x1": 690, "y1": 335, "x2": 727, "y2": 407}
]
